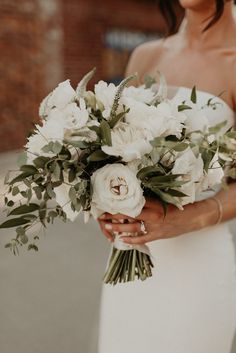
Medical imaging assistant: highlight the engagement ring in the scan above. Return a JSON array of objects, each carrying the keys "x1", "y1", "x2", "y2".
[{"x1": 140, "y1": 220, "x2": 148, "y2": 235}]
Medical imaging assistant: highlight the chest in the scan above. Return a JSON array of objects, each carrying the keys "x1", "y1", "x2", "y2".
[{"x1": 143, "y1": 49, "x2": 234, "y2": 108}]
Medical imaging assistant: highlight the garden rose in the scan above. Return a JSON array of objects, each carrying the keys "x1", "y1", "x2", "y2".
[{"x1": 90, "y1": 164, "x2": 145, "y2": 218}]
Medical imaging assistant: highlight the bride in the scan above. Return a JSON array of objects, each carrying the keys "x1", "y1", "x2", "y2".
[{"x1": 97, "y1": 1, "x2": 236, "y2": 352}]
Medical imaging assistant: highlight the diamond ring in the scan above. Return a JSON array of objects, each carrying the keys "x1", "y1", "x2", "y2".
[{"x1": 140, "y1": 220, "x2": 148, "y2": 235}]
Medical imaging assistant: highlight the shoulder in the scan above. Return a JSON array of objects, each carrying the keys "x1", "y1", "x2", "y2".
[{"x1": 125, "y1": 39, "x2": 165, "y2": 80}]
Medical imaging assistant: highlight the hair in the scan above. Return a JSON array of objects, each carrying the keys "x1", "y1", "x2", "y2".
[{"x1": 159, "y1": 0, "x2": 232, "y2": 35}]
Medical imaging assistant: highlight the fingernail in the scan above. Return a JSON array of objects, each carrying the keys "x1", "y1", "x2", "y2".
[
  {"x1": 100, "y1": 214, "x2": 106, "y2": 219},
  {"x1": 105, "y1": 224, "x2": 112, "y2": 230}
]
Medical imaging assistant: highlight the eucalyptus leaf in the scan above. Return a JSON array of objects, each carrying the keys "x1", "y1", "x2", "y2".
[
  {"x1": 9, "y1": 172, "x2": 32, "y2": 185},
  {"x1": 88, "y1": 150, "x2": 109, "y2": 162},
  {"x1": 20, "y1": 165, "x2": 38, "y2": 174},
  {"x1": 226, "y1": 131, "x2": 236, "y2": 138},
  {"x1": 9, "y1": 203, "x2": 39, "y2": 216},
  {"x1": 0, "y1": 218, "x2": 30, "y2": 229}
]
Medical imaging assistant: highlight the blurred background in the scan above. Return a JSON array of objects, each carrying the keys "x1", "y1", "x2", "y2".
[{"x1": 0, "y1": 1, "x2": 235, "y2": 353}]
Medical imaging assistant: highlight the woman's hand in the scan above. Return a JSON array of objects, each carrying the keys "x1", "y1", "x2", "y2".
[{"x1": 98, "y1": 197, "x2": 219, "y2": 245}]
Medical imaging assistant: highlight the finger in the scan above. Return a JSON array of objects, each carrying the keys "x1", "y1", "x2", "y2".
[
  {"x1": 102, "y1": 221, "x2": 142, "y2": 233},
  {"x1": 98, "y1": 213, "x2": 135, "y2": 222},
  {"x1": 120, "y1": 234, "x2": 150, "y2": 245},
  {"x1": 98, "y1": 220, "x2": 114, "y2": 242}
]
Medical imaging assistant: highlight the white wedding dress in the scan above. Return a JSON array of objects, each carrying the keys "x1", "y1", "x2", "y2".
[{"x1": 98, "y1": 88, "x2": 236, "y2": 353}]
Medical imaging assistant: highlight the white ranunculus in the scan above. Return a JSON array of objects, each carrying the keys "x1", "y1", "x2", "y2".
[
  {"x1": 172, "y1": 148, "x2": 204, "y2": 204},
  {"x1": 124, "y1": 98, "x2": 186, "y2": 139},
  {"x1": 123, "y1": 85, "x2": 155, "y2": 103},
  {"x1": 39, "y1": 80, "x2": 76, "y2": 118},
  {"x1": 101, "y1": 123, "x2": 152, "y2": 162},
  {"x1": 62, "y1": 100, "x2": 89, "y2": 130},
  {"x1": 94, "y1": 81, "x2": 117, "y2": 119},
  {"x1": 25, "y1": 119, "x2": 64, "y2": 162},
  {"x1": 90, "y1": 164, "x2": 145, "y2": 218}
]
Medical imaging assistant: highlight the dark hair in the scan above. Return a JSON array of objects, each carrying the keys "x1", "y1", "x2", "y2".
[{"x1": 159, "y1": 0, "x2": 229, "y2": 35}]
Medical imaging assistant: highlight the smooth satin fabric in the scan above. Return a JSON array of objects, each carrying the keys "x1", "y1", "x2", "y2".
[{"x1": 98, "y1": 89, "x2": 236, "y2": 353}]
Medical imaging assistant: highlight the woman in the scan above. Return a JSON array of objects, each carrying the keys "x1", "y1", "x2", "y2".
[{"x1": 98, "y1": 1, "x2": 236, "y2": 352}]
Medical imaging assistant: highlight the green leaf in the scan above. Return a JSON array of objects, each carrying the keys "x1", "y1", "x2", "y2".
[
  {"x1": 69, "y1": 187, "x2": 77, "y2": 204},
  {"x1": 168, "y1": 189, "x2": 188, "y2": 197},
  {"x1": 33, "y1": 156, "x2": 50, "y2": 168},
  {"x1": 20, "y1": 234, "x2": 28, "y2": 244},
  {"x1": 137, "y1": 166, "x2": 163, "y2": 180},
  {"x1": 9, "y1": 172, "x2": 32, "y2": 185},
  {"x1": 208, "y1": 120, "x2": 227, "y2": 134},
  {"x1": 46, "y1": 184, "x2": 55, "y2": 198},
  {"x1": 9, "y1": 203, "x2": 39, "y2": 216},
  {"x1": 88, "y1": 150, "x2": 109, "y2": 162},
  {"x1": 68, "y1": 169, "x2": 76, "y2": 183},
  {"x1": 33, "y1": 186, "x2": 43, "y2": 200},
  {"x1": 173, "y1": 142, "x2": 189, "y2": 152},
  {"x1": 190, "y1": 86, "x2": 197, "y2": 104},
  {"x1": 178, "y1": 104, "x2": 192, "y2": 112},
  {"x1": 0, "y1": 218, "x2": 30, "y2": 229},
  {"x1": 28, "y1": 244, "x2": 39, "y2": 252},
  {"x1": 52, "y1": 162, "x2": 61, "y2": 180},
  {"x1": 100, "y1": 120, "x2": 112, "y2": 146},
  {"x1": 109, "y1": 111, "x2": 126, "y2": 129},
  {"x1": 20, "y1": 165, "x2": 38, "y2": 174},
  {"x1": 7, "y1": 200, "x2": 14, "y2": 207},
  {"x1": 226, "y1": 131, "x2": 236, "y2": 138}
]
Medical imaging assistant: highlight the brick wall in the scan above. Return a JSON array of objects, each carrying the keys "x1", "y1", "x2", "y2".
[
  {"x1": 0, "y1": 0, "x2": 63, "y2": 152},
  {"x1": 62, "y1": 0, "x2": 166, "y2": 87},
  {"x1": 0, "y1": 0, "x2": 167, "y2": 153}
]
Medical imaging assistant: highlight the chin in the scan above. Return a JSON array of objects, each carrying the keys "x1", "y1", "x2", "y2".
[{"x1": 179, "y1": 0, "x2": 216, "y2": 10}]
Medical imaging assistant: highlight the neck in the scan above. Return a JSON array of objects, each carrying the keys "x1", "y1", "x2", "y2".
[{"x1": 182, "y1": 2, "x2": 235, "y2": 48}]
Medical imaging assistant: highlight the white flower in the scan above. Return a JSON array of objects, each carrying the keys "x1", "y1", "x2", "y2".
[
  {"x1": 172, "y1": 148, "x2": 204, "y2": 204},
  {"x1": 25, "y1": 119, "x2": 64, "y2": 162},
  {"x1": 62, "y1": 100, "x2": 89, "y2": 130},
  {"x1": 102, "y1": 123, "x2": 152, "y2": 162},
  {"x1": 200, "y1": 152, "x2": 224, "y2": 191},
  {"x1": 123, "y1": 85, "x2": 155, "y2": 103},
  {"x1": 94, "y1": 81, "x2": 117, "y2": 119},
  {"x1": 180, "y1": 101, "x2": 209, "y2": 133},
  {"x1": 90, "y1": 164, "x2": 145, "y2": 218},
  {"x1": 39, "y1": 80, "x2": 76, "y2": 118},
  {"x1": 124, "y1": 98, "x2": 186, "y2": 139}
]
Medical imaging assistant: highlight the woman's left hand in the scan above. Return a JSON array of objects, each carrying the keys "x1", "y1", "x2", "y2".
[{"x1": 98, "y1": 197, "x2": 218, "y2": 245}]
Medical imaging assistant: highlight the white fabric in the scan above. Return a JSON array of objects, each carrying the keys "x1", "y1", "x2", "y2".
[{"x1": 98, "y1": 88, "x2": 236, "y2": 353}]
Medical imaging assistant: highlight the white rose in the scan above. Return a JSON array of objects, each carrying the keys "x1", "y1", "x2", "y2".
[
  {"x1": 39, "y1": 80, "x2": 76, "y2": 118},
  {"x1": 101, "y1": 123, "x2": 152, "y2": 162},
  {"x1": 124, "y1": 98, "x2": 186, "y2": 139},
  {"x1": 94, "y1": 80, "x2": 117, "y2": 119},
  {"x1": 90, "y1": 164, "x2": 145, "y2": 218}
]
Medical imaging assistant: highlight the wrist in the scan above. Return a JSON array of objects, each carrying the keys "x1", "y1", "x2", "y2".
[{"x1": 202, "y1": 196, "x2": 223, "y2": 228}]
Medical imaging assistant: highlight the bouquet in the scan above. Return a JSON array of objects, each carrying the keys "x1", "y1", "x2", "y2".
[{"x1": 1, "y1": 68, "x2": 236, "y2": 285}]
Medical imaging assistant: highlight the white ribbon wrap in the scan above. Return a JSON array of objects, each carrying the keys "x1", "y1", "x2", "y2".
[{"x1": 113, "y1": 231, "x2": 151, "y2": 257}]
